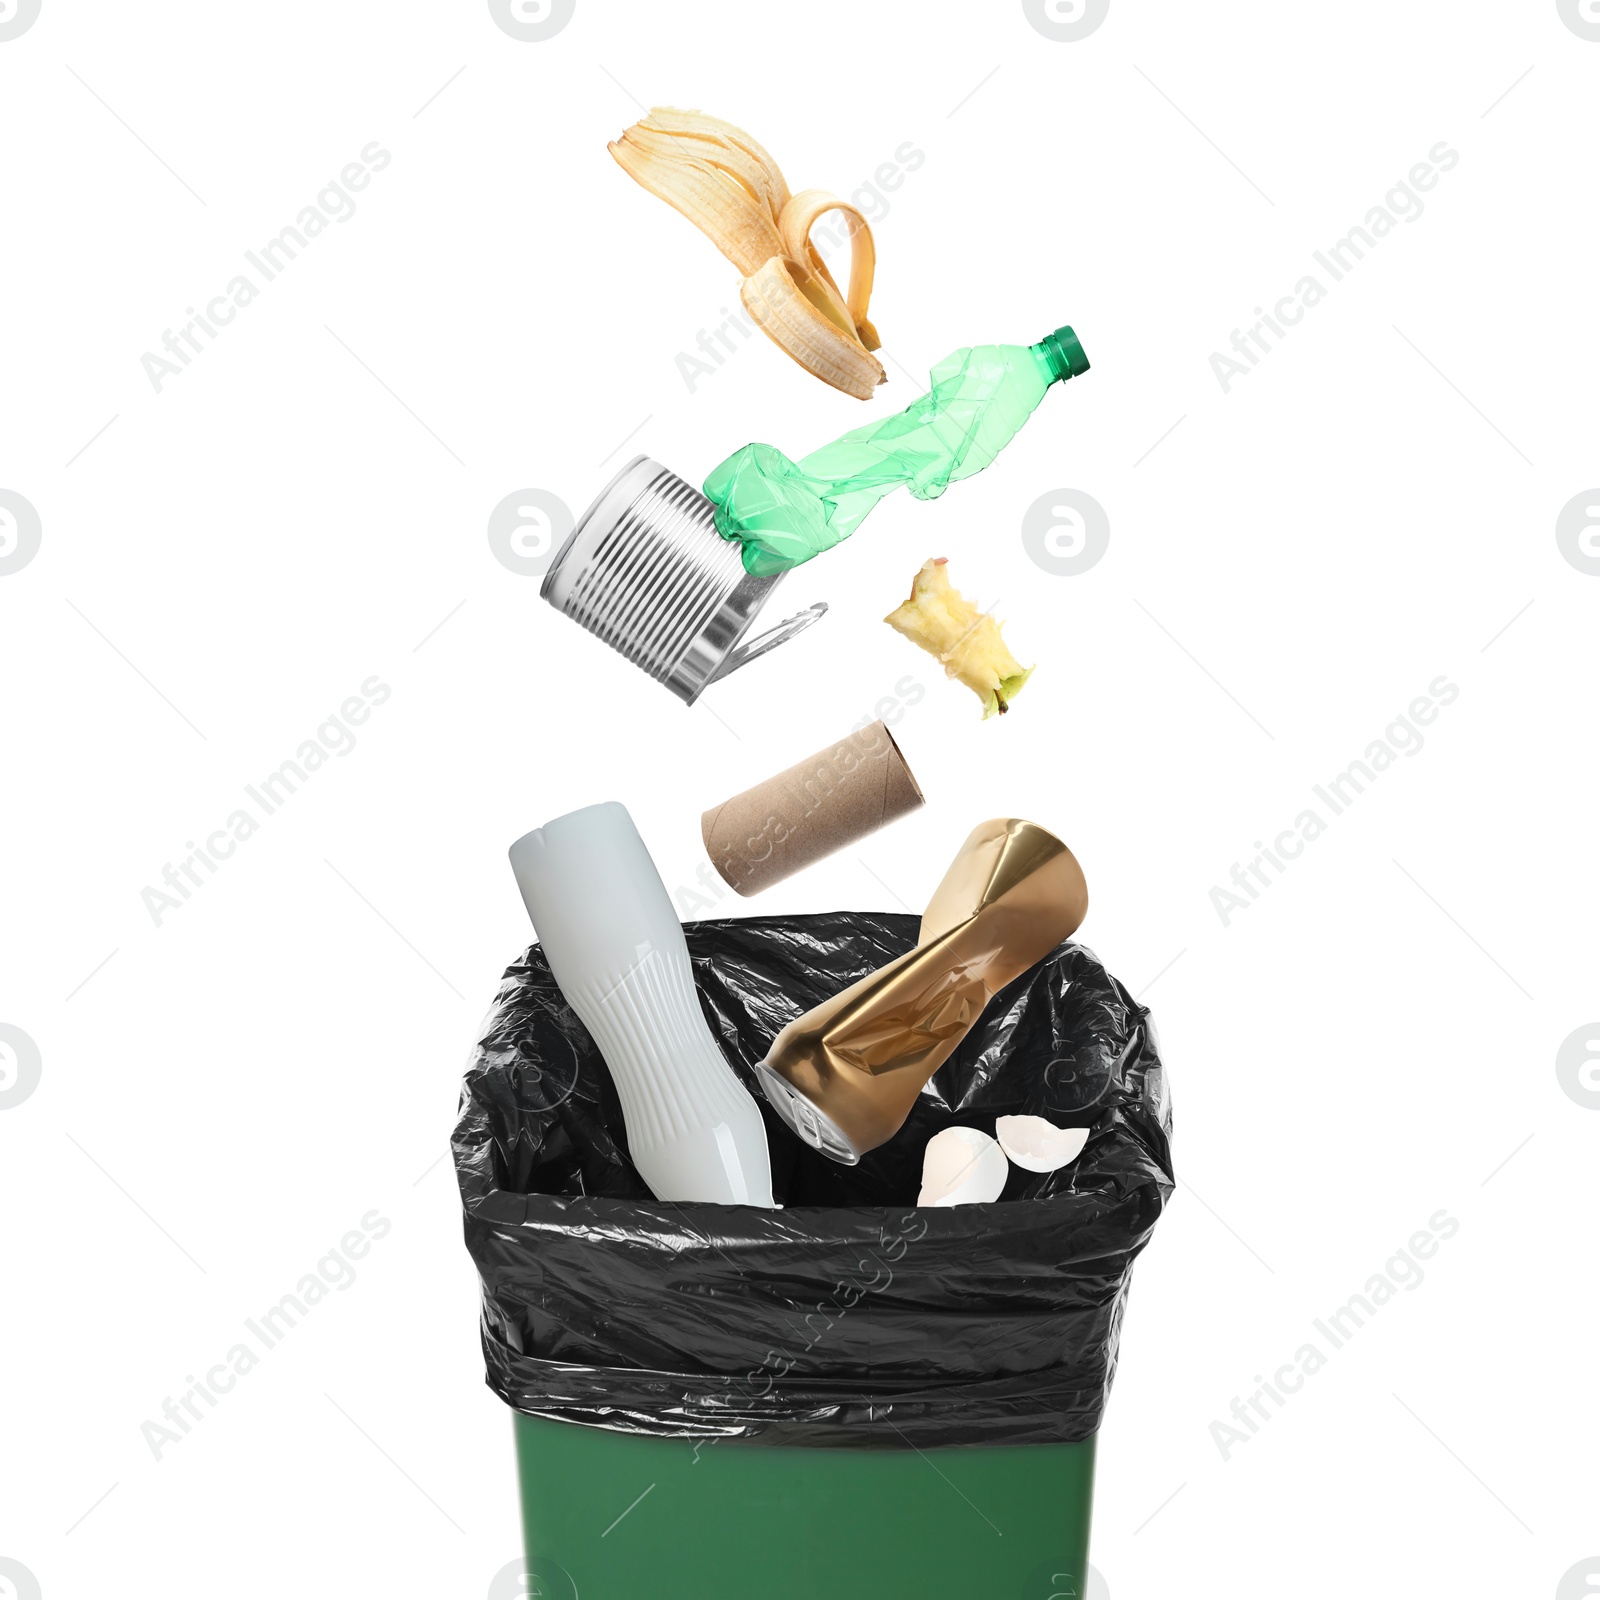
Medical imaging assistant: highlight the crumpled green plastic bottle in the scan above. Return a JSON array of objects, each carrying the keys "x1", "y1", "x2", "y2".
[{"x1": 705, "y1": 326, "x2": 1089, "y2": 576}]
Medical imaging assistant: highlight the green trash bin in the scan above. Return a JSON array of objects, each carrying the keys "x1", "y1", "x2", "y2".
[
  {"x1": 512, "y1": 1411, "x2": 1096, "y2": 1600},
  {"x1": 458, "y1": 915, "x2": 1170, "y2": 1600}
]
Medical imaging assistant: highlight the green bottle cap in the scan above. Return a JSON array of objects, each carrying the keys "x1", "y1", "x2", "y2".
[{"x1": 1033, "y1": 325, "x2": 1091, "y2": 383}]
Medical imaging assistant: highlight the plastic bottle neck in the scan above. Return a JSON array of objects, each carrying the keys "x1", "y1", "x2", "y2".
[{"x1": 1031, "y1": 325, "x2": 1091, "y2": 386}]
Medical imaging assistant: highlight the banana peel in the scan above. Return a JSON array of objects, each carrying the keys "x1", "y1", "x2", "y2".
[{"x1": 609, "y1": 108, "x2": 886, "y2": 400}]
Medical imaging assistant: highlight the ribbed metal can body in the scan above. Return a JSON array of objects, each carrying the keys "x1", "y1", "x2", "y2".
[{"x1": 541, "y1": 455, "x2": 786, "y2": 705}]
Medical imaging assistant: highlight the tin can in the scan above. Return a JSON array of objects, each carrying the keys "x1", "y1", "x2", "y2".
[{"x1": 541, "y1": 455, "x2": 825, "y2": 705}]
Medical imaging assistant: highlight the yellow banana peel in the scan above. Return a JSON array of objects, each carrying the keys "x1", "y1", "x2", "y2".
[{"x1": 609, "y1": 108, "x2": 886, "y2": 400}]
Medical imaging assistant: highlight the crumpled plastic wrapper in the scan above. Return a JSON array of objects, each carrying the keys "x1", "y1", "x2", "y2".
[{"x1": 454, "y1": 911, "x2": 1174, "y2": 1447}]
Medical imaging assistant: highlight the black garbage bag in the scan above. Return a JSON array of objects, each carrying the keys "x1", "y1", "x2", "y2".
[{"x1": 454, "y1": 911, "x2": 1173, "y2": 1447}]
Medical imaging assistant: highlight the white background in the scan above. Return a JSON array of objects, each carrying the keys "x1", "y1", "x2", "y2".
[{"x1": 2, "y1": 2, "x2": 1597, "y2": 1596}]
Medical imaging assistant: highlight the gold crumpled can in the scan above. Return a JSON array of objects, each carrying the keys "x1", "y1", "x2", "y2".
[{"x1": 756, "y1": 818, "x2": 1089, "y2": 1164}]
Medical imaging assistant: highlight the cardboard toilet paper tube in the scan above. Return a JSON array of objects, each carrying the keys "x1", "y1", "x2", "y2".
[{"x1": 701, "y1": 721, "x2": 925, "y2": 895}]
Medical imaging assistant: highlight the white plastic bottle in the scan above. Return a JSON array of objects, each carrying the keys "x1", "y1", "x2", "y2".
[{"x1": 508, "y1": 802, "x2": 776, "y2": 1207}]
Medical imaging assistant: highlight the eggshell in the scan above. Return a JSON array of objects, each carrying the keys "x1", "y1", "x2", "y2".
[
  {"x1": 917, "y1": 1126, "x2": 1009, "y2": 1206},
  {"x1": 995, "y1": 1115, "x2": 1089, "y2": 1174}
]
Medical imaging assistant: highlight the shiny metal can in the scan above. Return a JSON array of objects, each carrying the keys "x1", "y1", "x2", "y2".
[{"x1": 541, "y1": 455, "x2": 825, "y2": 705}]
